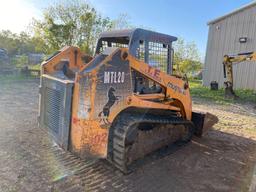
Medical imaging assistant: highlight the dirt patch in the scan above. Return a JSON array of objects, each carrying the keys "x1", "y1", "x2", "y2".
[{"x1": 0, "y1": 80, "x2": 256, "y2": 192}]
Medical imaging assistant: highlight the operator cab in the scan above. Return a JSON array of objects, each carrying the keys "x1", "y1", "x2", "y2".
[
  {"x1": 96, "y1": 28, "x2": 177, "y2": 74},
  {"x1": 96, "y1": 28, "x2": 177, "y2": 95}
]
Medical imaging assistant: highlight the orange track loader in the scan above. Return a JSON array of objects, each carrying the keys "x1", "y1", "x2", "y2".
[{"x1": 39, "y1": 28, "x2": 218, "y2": 173}]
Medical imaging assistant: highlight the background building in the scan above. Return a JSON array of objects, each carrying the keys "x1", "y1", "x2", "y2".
[{"x1": 203, "y1": 1, "x2": 256, "y2": 90}]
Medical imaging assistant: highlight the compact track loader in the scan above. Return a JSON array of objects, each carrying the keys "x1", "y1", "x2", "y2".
[{"x1": 39, "y1": 28, "x2": 218, "y2": 173}]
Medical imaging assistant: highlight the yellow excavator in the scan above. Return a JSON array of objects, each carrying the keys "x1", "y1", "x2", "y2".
[
  {"x1": 39, "y1": 28, "x2": 218, "y2": 173},
  {"x1": 223, "y1": 51, "x2": 256, "y2": 99}
]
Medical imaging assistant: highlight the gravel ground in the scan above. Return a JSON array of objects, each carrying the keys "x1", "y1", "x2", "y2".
[{"x1": 0, "y1": 79, "x2": 256, "y2": 192}]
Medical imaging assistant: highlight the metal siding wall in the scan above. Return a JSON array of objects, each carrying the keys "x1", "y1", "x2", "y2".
[
  {"x1": 252, "y1": 7, "x2": 256, "y2": 90},
  {"x1": 211, "y1": 20, "x2": 225, "y2": 87},
  {"x1": 207, "y1": 25, "x2": 216, "y2": 85},
  {"x1": 246, "y1": 8, "x2": 254, "y2": 89},
  {"x1": 243, "y1": 9, "x2": 253, "y2": 89},
  {"x1": 207, "y1": 23, "x2": 220, "y2": 85},
  {"x1": 216, "y1": 19, "x2": 227, "y2": 85},
  {"x1": 222, "y1": 15, "x2": 234, "y2": 86},
  {"x1": 234, "y1": 10, "x2": 245, "y2": 89},
  {"x1": 204, "y1": 5, "x2": 256, "y2": 90},
  {"x1": 203, "y1": 25, "x2": 213, "y2": 86},
  {"x1": 203, "y1": 27, "x2": 211, "y2": 86},
  {"x1": 245, "y1": 7, "x2": 256, "y2": 89}
]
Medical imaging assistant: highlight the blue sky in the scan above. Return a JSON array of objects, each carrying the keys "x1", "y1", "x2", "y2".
[
  {"x1": 0, "y1": 0, "x2": 254, "y2": 57},
  {"x1": 90, "y1": 0, "x2": 253, "y2": 56}
]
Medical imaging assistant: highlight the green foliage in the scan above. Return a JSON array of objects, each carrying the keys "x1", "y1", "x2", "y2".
[
  {"x1": 29, "y1": 64, "x2": 40, "y2": 70},
  {"x1": 173, "y1": 38, "x2": 202, "y2": 77},
  {"x1": 0, "y1": 30, "x2": 40, "y2": 56},
  {"x1": 0, "y1": 30, "x2": 18, "y2": 56},
  {"x1": 0, "y1": 30, "x2": 43, "y2": 68},
  {"x1": 0, "y1": 0, "x2": 135, "y2": 69},
  {"x1": 31, "y1": 0, "x2": 113, "y2": 54},
  {"x1": 11, "y1": 55, "x2": 28, "y2": 67},
  {"x1": 111, "y1": 13, "x2": 133, "y2": 29},
  {"x1": 189, "y1": 79, "x2": 256, "y2": 104}
]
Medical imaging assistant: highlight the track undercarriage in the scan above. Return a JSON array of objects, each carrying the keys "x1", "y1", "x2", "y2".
[{"x1": 107, "y1": 111, "x2": 194, "y2": 173}]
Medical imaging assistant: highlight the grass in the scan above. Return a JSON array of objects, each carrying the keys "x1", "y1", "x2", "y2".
[
  {"x1": 189, "y1": 79, "x2": 256, "y2": 105},
  {"x1": 0, "y1": 64, "x2": 41, "y2": 83},
  {"x1": 29, "y1": 64, "x2": 40, "y2": 70}
]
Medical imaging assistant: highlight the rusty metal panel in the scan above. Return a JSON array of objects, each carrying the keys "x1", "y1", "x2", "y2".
[
  {"x1": 71, "y1": 49, "x2": 133, "y2": 158},
  {"x1": 78, "y1": 50, "x2": 132, "y2": 126}
]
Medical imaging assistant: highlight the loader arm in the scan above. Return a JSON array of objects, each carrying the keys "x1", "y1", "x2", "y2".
[{"x1": 126, "y1": 50, "x2": 192, "y2": 120}]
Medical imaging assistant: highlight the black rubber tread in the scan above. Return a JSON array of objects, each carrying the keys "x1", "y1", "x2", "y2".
[{"x1": 111, "y1": 112, "x2": 195, "y2": 173}]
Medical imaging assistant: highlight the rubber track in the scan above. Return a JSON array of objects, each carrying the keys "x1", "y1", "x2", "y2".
[{"x1": 111, "y1": 112, "x2": 194, "y2": 173}]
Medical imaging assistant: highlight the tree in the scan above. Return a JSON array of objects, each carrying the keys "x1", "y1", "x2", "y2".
[
  {"x1": 173, "y1": 38, "x2": 202, "y2": 77},
  {"x1": 0, "y1": 30, "x2": 19, "y2": 56},
  {"x1": 111, "y1": 13, "x2": 133, "y2": 29},
  {"x1": 31, "y1": 0, "x2": 113, "y2": 54},
  {"x1": 11, "y1": 55, "x2": 28, "y2": 68},
  {"x1": 0, "y1": 30, "x2": 41, "y2": 56}
]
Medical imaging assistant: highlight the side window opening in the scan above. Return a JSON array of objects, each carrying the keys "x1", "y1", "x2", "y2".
[
  {"x1": 148, "y1": 42, "x2": 169, "y2": 73},
  {"x1": 132, "y1": 70, "x2": 164, "y2": 95},
  {"x1": 98, "y1": 37, "x2": 129, "y2": 54},
  {"x1": 100, "y1": 41, "x2": 109, "y2": 53},
  {"x1": 136, "y1": 40, "x2": 145, "y2": 62},
  {"x1": 111, "y1": 42, "x2": 128, "y2": 48}
]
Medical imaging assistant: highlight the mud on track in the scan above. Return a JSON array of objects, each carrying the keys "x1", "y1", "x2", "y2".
[{"x1": 0, "y1": 79, "x2": 256, "y2": 192}]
